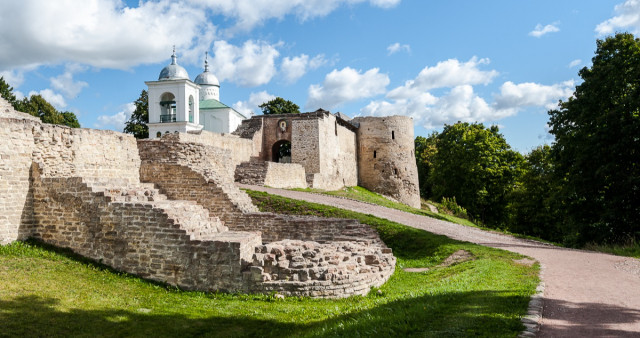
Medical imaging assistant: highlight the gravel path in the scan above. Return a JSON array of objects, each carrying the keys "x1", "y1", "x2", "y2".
[{"x1": 240, "y1": 184, "x2": 640, "y2": 337}]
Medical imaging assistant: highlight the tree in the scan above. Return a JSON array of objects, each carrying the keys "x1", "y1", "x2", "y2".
[
  {"x1": 414, "y1": 133, "x2": 438, "y2": 198},
  {"x1": 548, "y1": 33, "x2": 640, "y2": 245},
  {"x1": 0, "y1": 76, "x2": 18, "y2": 107},
  {"x1": 61, "y1": 111, "x2": 81, "y2": 128},
  {"x1": 507, "y1": 145, "x2": 562, "y2": 241},
  {"x1": 429, "y1": 122, "x2": 523, "y2": 227},
  {"x1": 259, "y1": 97, "x2": 300, "y2": 115},
  {"x1": 124, "y1": 90, "x2": 149, "y2": 139},
  {"x1": 1, "y1": 77, "x2": 80, "y2": 128},
  {"x1": 19, "y1": 95, "x2": 65, "y2": 125}
]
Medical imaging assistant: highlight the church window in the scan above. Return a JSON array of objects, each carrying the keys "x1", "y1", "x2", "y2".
[
  {"x1": 160, "y1": 92, "x2": 176, "y2": 123},
  {"x1": 188, "y1": 95, "x2": 194, "y2": 123}
]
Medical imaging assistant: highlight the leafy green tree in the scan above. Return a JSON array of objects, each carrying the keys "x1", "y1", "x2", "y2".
[
  {"x1": 414, "y1": 133, "x2": 438, "y2": 198},
  {"x1": 430, "y1": 122, "x2": 523, "y2": 227},
  {"x1": 0, "y1": 76, "x2": 18, "y2": 107},
  {"x1": 61, "y1": 111, "x2": 81, "y2": 128},
  {"x1": 124, "y1": 90, "x2": 149, "y2": 139},
  {"x1": 19, "y1": 95, "x2": 65, "y2": 125},
  {"x1": 548, "y1": 33, "x2": 640, "y2": 245},
  {"x1": 507, "y1": 145, "x2": 562, "y2": 241},
  {"x1": 1, "y1": 77, "x2": 80, "y2": 128},
  {"x1": 259, "y1": 97, "x2": 300, "y2": 115}
]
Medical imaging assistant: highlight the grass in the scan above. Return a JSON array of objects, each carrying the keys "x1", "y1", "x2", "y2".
[
  {"x1": 292, "y1": 186, "x2": 476, "y2": 227},
  {"x1": 584, "y1": 240, "x2": 640, "y2": 259},
  {"x1": 0, "y1": 191, "x2": 539, "y2": 337}
]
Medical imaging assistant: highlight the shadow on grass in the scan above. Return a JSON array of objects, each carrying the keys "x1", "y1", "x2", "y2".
[{"x1": 0, "y1": 290, "x2": 531, "y2": 337}]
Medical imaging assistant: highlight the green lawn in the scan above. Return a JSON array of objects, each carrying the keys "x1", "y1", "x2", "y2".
[{"x1": 0, "y1": 191, "x2": 539, "y2": 337}]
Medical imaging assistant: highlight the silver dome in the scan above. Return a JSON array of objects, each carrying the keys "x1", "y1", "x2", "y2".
[
  {"x1": 194, "y1": 54, "x2": 219, "y2": 86},
  {"x1": 194, "y1": 71, "x2": 219, "y2": 86},
  {"x1": 158, "y1": 50, "x2": 189, "y2": 81}
]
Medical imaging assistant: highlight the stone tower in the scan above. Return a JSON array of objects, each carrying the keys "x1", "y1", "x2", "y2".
[{"x1": 353, "y1": 116, "x2": 420, "y2": 208}]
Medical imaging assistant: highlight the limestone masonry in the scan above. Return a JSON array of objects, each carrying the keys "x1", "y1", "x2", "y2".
[
  {"x1": 0, "y1": 97, "x2": 395, "y2": 298},
  {"x1": 232, "y1": 110, "x2": 421, "y2": 208}
]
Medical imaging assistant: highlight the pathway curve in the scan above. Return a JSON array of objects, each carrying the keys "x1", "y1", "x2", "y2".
[{"x1": 240, "y1": 184, "x2": 640, "y2": 337}]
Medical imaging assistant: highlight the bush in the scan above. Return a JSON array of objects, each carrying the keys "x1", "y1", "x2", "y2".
[{"x1": 440, "y1": 197, "x2": 468, "y2": 219}]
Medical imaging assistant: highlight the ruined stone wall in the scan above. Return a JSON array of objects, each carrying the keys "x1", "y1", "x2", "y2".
[
  {"x1": 0, "y1": 115, "x2": 37, "y2": 244},
  {"x1": 291, "y1": 118, "x2": 320, "y2": 173},
  {"x1": 353, "y1": 116, "x2": 421, "y2": 208},
  {"x1": 0, "y1": 101, "x2": 396, "y2": 298},
  {"x1": 172, "y1": 130, "x2": 255, "y2": 168},
  {"x1": 232, "y1": 117, "x2": 265, "y2": 159},
  {"x1": 30, "y1": 170, "x2": 260, "y2": 292},
  {"x1": 263, "y1": 162, "x2": 307, "y2": 189},
  {"x1": 311, "y1": 114, "x2": 358, "y2": 190}
]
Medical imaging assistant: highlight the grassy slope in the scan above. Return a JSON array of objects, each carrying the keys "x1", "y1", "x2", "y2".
[{"x1": 0, "y1": 191, "x2": 539, "y2": 337}]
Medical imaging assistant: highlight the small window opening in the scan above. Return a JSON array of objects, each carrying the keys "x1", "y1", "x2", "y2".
[
  {"x1": 373, "y1": 150, "x2": 377, "y2": 159},
  {"x1": 335, "y1": 121, "x2": 338, "y2": 136},
  {"x1": 156, "y1": 131, "x2": 161, "y2": 138},
  {"x1": 392, "y1": 131, "x2": 395, "y2": 139},
  {"x1": 394, "y1": 168, "x2": 398, "y2": 175}
]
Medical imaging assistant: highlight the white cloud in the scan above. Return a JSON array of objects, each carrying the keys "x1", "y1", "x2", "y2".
[
  {"x1": 281, "y1": 54, "x2": 327, "y2": 83},
  {"x1": 194, "y1": 0, "x2": 401, "y2": 33},
  {"x1": 568, "y1": 59, "x2": 582, "y2": 68},
  {"x1": 0, "y1": 0, "x2": 213, "y2": 70},
  {"x1": 387, "y1": 42, "x2": 410, "y2": 55},
  {"x1": 494, "y1": 80, "x2": 575, "y2": 112},
  {"x1": 94, "y1": 102, "x2": 135, "y2": 131},
  {"x1": 50, "y1": 64, "x2": 88, "y2": 98},
  {"x1": 386, "y1": 57, "x2": 498, "y2": 100},
  {"x1": 28, "y1": 89, "x2": 67, "y2": 109},
  {"x1": 306, "y1": 67, "x2": 389, "y2": 110},
  {"x1": 596, "y1": 0, "x2": 640, "y2": 35},
  {"x1": 363, "y1": 85, "x2": 500, "y2": 129},
  {"x1": 0, "y1": 69, "x2": 26, "y2": 88},
  {"x1": 529, "y1": 23, "x2": 560, "y2": 37},
  {"x1": 360, "y1": 57, "x2": 574, "y2": 129},
  {"x1": 209, "y1": 40, "x2": 281, "y2": 87},
  {"x1": 232, "y1": 91, "x2": 276, "y2": 117}
]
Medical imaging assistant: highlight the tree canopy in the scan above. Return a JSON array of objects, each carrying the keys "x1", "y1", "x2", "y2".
[
  {"x1": 0, "y1": 77, "x2": 80, "y2": 128},
  {"x1": 429, "y1": 122, "x2": 523, "y2": 226},
  {"x1": 548, "y1": 32, "x2": 640, "y2": 244},
  {"x1": 124, "y1": 89, "x2": 149, "y2": 139},
  {"x1": 259, "y1": 97, "x2": 300, "y2": 115},
  {"x1": 0, "y1": 76, "x2": 18, "y2": 107}
]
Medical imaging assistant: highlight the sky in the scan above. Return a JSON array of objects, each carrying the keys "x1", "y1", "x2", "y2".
[{"x1": 0, "y1": 0, "x2": 637, "y2": 152}]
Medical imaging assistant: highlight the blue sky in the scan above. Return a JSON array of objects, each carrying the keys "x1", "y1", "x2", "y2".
[{"x1": 0, "y1": 0, "x2": 637, "y2": 152}]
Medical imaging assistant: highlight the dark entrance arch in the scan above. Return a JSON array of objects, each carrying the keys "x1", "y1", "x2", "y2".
[{"x1": 272, "y1": 140, "x2": 291, "y2": 163}]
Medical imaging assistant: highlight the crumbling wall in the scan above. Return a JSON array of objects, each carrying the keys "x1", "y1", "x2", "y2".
[
  {"x1": 311, "y1": 113, "x2": 358, "y2": 190},
  {"x1": 235, "y1": 159, "x2": 307, "y2": 189},
  {"x1": 0, "y1": 113, "x2": 37, "y2": 244},
  {"x1": 30, "y1": 170, "x2": 259, "y2": 292},
  {"x1": 174, "y1": 130, "x2": 255, "y2": 167},
  {"x1": 1, "y1": 101, "x2": 396, "y2": 298}
]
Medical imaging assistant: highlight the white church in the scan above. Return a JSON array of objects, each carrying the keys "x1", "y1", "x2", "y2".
[{"x1": 146, "y1": 49, "x2": 249, "y2": 138}]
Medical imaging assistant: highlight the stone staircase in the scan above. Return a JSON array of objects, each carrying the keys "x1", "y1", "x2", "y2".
[
  {"x1": 83, "y1": 177, "x2": 228, "y2": 240},
  {"x1": 234, "y1": 157, "x2": 269, "y2": 186}
]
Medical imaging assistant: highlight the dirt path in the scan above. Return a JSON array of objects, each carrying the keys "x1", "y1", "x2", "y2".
[{"x1": 240, "y1": 184, "x2": 640, "y2": 337}]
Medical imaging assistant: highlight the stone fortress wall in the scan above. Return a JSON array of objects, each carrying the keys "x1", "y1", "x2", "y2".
[
  {"x1": 353, "y1": 116, "x2": 421, "y2": 208},
  {"x1": 233, "y1": 110, "x2": 420, "y2": 207},
  {"x1": 0, "y1": 98, "x2": 394, "y2": 297}
]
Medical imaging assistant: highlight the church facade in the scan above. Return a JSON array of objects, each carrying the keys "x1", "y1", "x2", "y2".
[{"x1": 146, "y1": 50, "x2": 248, "y2": 138}]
